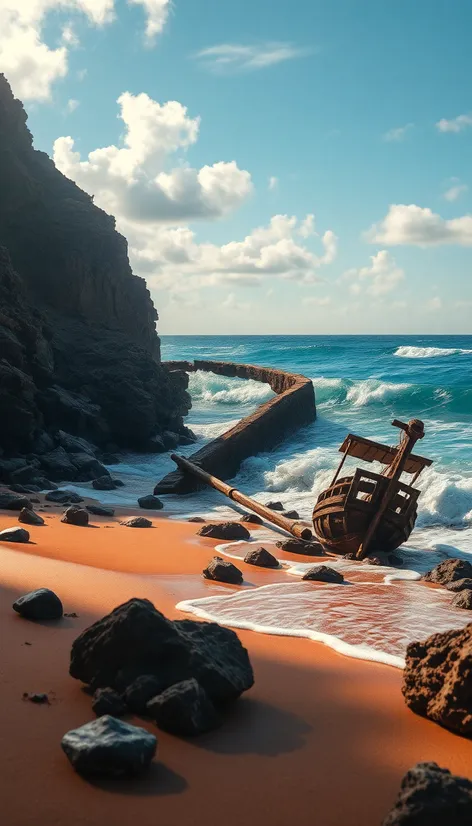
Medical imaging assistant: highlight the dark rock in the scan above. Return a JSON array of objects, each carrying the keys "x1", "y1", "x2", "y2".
[
  {"x1": 39, "y1": 447, "x2": 77, "y2": 481},
  {"x1": 0, "y1": 457, "x2": 27, "y2": 480},
  {"x1": 188, "y1": 516, "x2": 205, "y2": 523},
  {"x1": 124, "y1": 675, "x2": 167, "y2": 715},
  {"x1": 70, "y1": 598, "x2": 254, "y2": 704},
  {"x1": 0, "y1": 526, "x2": 30, "y2": 542},
  {"x1": 447, "y1": 577, "x2": 472, "y2": 593},
  {"x1": 9, "y1": 464, "x2": 38, "y2": 485},
  {"x1": 61, "y1": 506, "x2": 89, "y2": 527},
  {"x1": 13, "y1": 588, "x2": 63, "y2": 620},
  {"x1": 197, "y1": 522, "x2": 250, "y2": 541},
  {"x1": 69, "y1": 453, "x2": 110, "y2": 482},
  {"x1": 240, "y1": 513, "x2": 263, "y2": 525},
  {"x1": 32, "y1": 432, "x2": 55, "y2": 455},
  {"x1": 423, "y1": 559, "x2": 472, "y2": 586},
  {"x1": 18, "y1": 508, "x2": 45, "y2": 526},
  {"x1": 203, "y1": 556, "x2": 243, "y2": 585},
  {"x1": 162, "y1": 431, "x2": 180, "y2": 450},
  {"x1": 178, "y1": 434, "x2": 196, "y2": 446},
  {"x1": 57, "y1": 431, "x2": 96, "y2": 455},
  {"x1": 10, "y1": 483, "x2": 40, "y2": 493},
  {"x1": 302, "y1": 565, "x2": 344, "y2": 583},
  {"x1": 120, "y1": 517, "x2": 152, "y2": 528},
  {"x1": 112, "y1": 478, "x2": 124, "y2": 487},
  {"x1": 147, "y1": 678, "x2": 221, "y2": 736},
  {"x1": 452, "y1": 590, "x2": 472, "y2": 610},
  {"x1": 147, "y1": 436, "x2": 166, "y2": 454},
  {"x1": 92, "y1": 688, "x2": 127, "y2": 718},
  {"x1": 244, "y1": 547, "x2": 279, "y2": 568},
  {"x1": 23, "y1": 692, "x2": 50, "y2": 704},
  {"x1": 382, "y1": 762, "x2": 472, "y2": 825},
  {"x1": 0, "y1": 492, "x2": 31, "y2": 510},
  {"x1": 45, "y1": 489, "x2": 83, "y2": 504},
  {"x1": 61, "y1": 716, "x2": 157, "y2": 778},
  {"x1": 86, "y1": 504, "x2": 115, "y2": 517},
  {"x1": 101, "y1": 453, "x2": 120, "y2": 465},
  {"x1": 402, "y1": 623, "x2": 472, "y2": 736},
  {"x1": 266, "y1": 501, "x2": 284, "y2": 511},
  {"x1": 138, "y1": 494, "x2": 163, "y2": 510},
  {"x1": 388, "y1": 552, "x2": 404, "y2": 567},
  {"x1": 64, "y1": 612, "x2": 79, "y2": 618},
  {"x1": 276, "y1": 539, "x2": 325, "y2": 555},
  {"x1": 92, "y1": 475, "x2": 115, "y2": 491},
  {"x1": 282, "y1": 510, "x2": 300, "y2": 519}
]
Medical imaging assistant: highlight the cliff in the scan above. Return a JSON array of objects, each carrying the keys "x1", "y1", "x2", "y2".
[{"x1": 0, "y1": 74, "x2": 190, "y2": 480}]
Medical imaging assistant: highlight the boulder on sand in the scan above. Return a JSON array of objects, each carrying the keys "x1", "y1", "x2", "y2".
[
  {"x1": 124, "y1": 675, "x2": 167, "y2": 715},
  {"x1": 13, "y1": 588, "x2": 63, "y2": 620},
  {"x1": 61, "y1": 506, "x2": 89, "y2": 527},
  {"x1": 120, "y1": 517, "x2": 152, "y2": 528},
  {"x1": 0, "y1": 492, "x2": 31, "y2": 510},
  {"x1": 92, "y1": 688, "x2": 126, "y2": 718},
  {"x1": 0, "y1": 526, "x2": 30, "y2": 543},
  {"x1": 147, "y1": 678, "x2": 221, "y2": 736},
  {"x1": 382, "y1": 761, "x2": 472, "y2": 825},
  {"x1": 197, "y1": 522, "x2": 250, "y2": 541},
  {"x1": 69, "y1": 598, "x2": 254, "y2": 706},
  {"x1": 423, "y1": 559, "x2": 472, "y2": 586},
  {"x1": 45, "y1": 490, "x2": 83, "y2": 505},
  {"x1": 138, "y1": 494, "x2": 164, "y2": 510},
  {"x1": 276, "y1": 538, "x2": 324, "y2": 555},
  {"x1": 452, "y1": 590, "x2": 472, "y2": 610},
  {"x1": 402, "y1": 623, "x2": 472, "y2": 736},
  {"x1": 18, "y1": 508, "x2": 45, "y2": 526},
  {"x1": 240, "y1": 513, "x2": 263, "y2": 525},
  {"x1": 61, "y1": 716, "x2": 157, "y2": 778},
  {"x1": 244, "y1": 547, "x2": 279, "y2": 568},
  {"x1": 203, "y1": 556, "x2": 243, "y2": 585},
  {"x1": 86, "y1": 504, "x2": 115, "y2": 517},
  {"x1": 302, "y1": 565, "x2": 344, "y2": 583}
]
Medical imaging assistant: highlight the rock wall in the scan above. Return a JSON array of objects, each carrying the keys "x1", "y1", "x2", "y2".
[
  {"x1": 154, "y1": 361, "x2": 316, "y2": 494},
  {"x1": 0, "y1": 73, "x2": 191, "y2": 475}
]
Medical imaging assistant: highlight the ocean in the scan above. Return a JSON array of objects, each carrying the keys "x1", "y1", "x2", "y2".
[{"x1": 69, "y1": 334, "x2": 472, "y2": 667}]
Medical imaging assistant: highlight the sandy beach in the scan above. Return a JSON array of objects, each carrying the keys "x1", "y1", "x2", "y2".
[{"x1": 1, "y1": 504, "x2": 472, "y2": 826}]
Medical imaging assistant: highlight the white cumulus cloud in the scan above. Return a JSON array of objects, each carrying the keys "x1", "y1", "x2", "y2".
[
  {"x1": 342, "y1": 250, "x2": 405, "y2": 296},
  {"x1": 128, "y1": 0, "x2": 171, "y2": 43},
  {"x1": 54, "y1": 91, "x2": 252, "y2": 222},
  {"x1": 195, "y1": 42, "x2": 310, "y2": 73},
  {"x1": 436, "y1": 113, "x2": 472, "y2": 133},
  {"x1": 366, "y1": 204, "x2": 472, "y2": 246}
]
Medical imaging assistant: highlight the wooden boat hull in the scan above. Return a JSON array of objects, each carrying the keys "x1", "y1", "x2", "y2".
[{"x1": 312, "y1": 473, "x2": 418, "y2": 556}]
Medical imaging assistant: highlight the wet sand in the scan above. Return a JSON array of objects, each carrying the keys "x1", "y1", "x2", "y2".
[{"x1": 1, "y1": 505, "x2": 471, "y2": 826}]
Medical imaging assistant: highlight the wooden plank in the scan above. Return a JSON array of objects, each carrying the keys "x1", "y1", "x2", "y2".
[{"x1": 339, "y1": 433, "x2": 432, "y2": 474}]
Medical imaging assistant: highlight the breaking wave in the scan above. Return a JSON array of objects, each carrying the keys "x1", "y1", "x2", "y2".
[
  {"x1": 188, "y1": 371, "x2": 273, "y2": 406},
  {"x1": 312, "y1": 376, "x2": 472, "y2": 415},
  {"x1": 394, "y1": 346, "x2": 472, "y2": 358}
]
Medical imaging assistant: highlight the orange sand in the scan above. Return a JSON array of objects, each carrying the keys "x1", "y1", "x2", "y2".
[{"x1": 1, "y1": 505, "x2": 471, "y2": 826}]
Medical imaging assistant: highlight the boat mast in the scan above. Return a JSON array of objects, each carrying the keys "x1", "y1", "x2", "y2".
[{"x1": 356, "y1": 418, "x2": 425, "y2": 560}]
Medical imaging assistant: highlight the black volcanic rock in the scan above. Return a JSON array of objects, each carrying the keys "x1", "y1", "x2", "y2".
[
  {"x1": 70, "y1": 598, "x2": 254, "y2": 705},
  {"x1": 61, "y1": 716, "x2": 157, "y2": 778},
  {"x1": 240, "y1": 513, "x2": 263, "y2": 525},
  {"x1": 302, "y1": 565, "x2": 345, "y2": 583},
  {"x1": 0, "y1": 492, "x2": 31, "y2": 510},
  {"x1": 203, "y1": 556, "x2": 244, "y2": 585},
  {"x1": 0, "y1": 526, "x2": 30, "y2": 542},
  {"x1": 120, "y1": 517, "x2": 152, "y2": 528},
  {"x1": 18, "y1": 507, "x2": 45, "y2": 526},
  {"x1": 45, "y1": 489, "x2": 83, "y2": 504},
  {"x1": 92, "y1": 475, "x2": 114, "y2": 491},
  {"x1": 0, "y1": 73, "x2": 191, "y2": 464},
  {"x1": 138, "y1": 494, "x2": 164, "y2": 510},
  {"x1": 197, "y1": 522, "x2": 250, "y2": 541},
  {"x1": 86, "y1": 504, "x2": 115, "y2": 517},
  {"x1": 13, "y1": 588, "x2": 63, "y2": 620},
  {"x1": 92, "y1": 688, "x2": 126, "y2": 718},
  {"x1": 382, "y1": 762, "x2": 472, "y2": 825},
  {"x1": 146, "y1": 678, "x2": 221, "y2": 736},
  {"x1": 244, "y1": 547, "x2": 279, "y2": 568},
  {"x1": 276, "y1": 538, "x2": 325, "y2": 555},
  {"x1": 61, "y1": 506, "x2": 89, "y2": 526}
]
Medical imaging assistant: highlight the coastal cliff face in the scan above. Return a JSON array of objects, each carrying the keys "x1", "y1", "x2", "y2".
[{"x1": 0, "y1": 74, "x2": 190, "y2": 470}]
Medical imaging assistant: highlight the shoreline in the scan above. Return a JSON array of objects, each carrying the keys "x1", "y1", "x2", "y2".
[{"x1": 1, "y1": 502, "x2": 472, "y2": 825}]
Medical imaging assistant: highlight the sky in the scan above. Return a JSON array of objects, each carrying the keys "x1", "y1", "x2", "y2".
[{"x1": 1, "y1": 0, "x2": 472, "y2": 334}]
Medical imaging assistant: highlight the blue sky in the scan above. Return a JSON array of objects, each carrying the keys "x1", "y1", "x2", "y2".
[{"x1": 3, "y1": 0, "x2": 472, "y2": 333}]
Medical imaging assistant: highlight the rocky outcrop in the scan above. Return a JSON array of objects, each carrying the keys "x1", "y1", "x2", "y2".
[
  {"x1": 0, "y1": 73, "x2": 190, "y2": 476},
  {"x1": 402, "y1": 623, "x2": 472, "y2": 736},
  {"x1": 69, "y1": 599, "x2": 254, "y2": 734},
  {"x1": 155, "y1": 361, "x2": 316, "y2": 494},
  {"x1": 382, "y1": 762, "x2": 472, "y2": 825},
  {"x1": 423, "y1": 559, "x2": 472, "y2": 586}
]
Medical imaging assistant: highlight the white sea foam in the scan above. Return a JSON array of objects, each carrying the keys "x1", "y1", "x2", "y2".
[
  {"x1": 191, "y1": 419, "x2": 240, "y2": 439},
  {"x1": 346, "y1": 379, "x2": 414, "y2": 407},
  {"x1": 177, "y1": 577, "x2": 470, "y2": 669},
  {"x1": 188, "y1": 371, "x2": 273, "y2": 406},
  {"x1": 394, "y1": 346, "x2": 472, "y2": 358}
]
